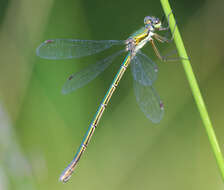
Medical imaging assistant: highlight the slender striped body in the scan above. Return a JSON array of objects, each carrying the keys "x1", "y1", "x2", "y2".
[
  {"x1": 59, "y1": 21, "x2": 163, "y2": 183},
  {"x1": 60, "y1": 53, "x2": 132, "y2": 182}
]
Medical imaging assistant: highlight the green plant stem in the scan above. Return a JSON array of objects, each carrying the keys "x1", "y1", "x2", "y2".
[{"x1": 160, "y1": 0, "x2": 224, "y2": 181}]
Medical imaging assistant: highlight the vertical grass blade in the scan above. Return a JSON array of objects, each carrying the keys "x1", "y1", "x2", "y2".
[{"x1": 160, "y1": 0, "x2": 224, "y2": 181}]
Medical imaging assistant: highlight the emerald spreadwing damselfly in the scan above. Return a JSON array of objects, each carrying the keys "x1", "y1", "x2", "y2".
[{"x1": 36, "y1": 13, "x2": 176, "y2": 183}]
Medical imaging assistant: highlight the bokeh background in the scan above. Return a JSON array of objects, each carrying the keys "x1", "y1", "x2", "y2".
[{"x1": 0, "y1": 0, "x2": 224, "y2": 189}]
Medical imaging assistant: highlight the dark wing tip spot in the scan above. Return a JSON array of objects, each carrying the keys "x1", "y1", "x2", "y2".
[
  {"x1": 159, "y1": 101, "x2": 164, "y2": 110},
  {"x1": 68, "y1": 75, "x2": 74, "y2": 80},
  {"x1": 45, "y1": 39, "x2": 54, "y2": 44}
]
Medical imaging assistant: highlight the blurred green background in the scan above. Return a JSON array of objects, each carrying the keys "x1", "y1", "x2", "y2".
[{"x1": 0, "y1": 0, "x2": 224, "y2": 189}]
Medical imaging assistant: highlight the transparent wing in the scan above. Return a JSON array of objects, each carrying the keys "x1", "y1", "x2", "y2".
[
  {"x1": 131, "y1": 51, "x2": 158, "y2": 86},
  {"x1": 133, "y1": 79, "x2": 164, "y2": 123},
  {"x1": 62, "y1": 50, "x2": 125, "y2": 94},
  {"x1": 36, "y1": 39, "x2": 124, "y2": 60}
]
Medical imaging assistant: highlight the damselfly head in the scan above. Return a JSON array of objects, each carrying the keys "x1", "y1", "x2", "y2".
[{"x1": 144, "y1": 16, "x2": 161, "y2": 29}]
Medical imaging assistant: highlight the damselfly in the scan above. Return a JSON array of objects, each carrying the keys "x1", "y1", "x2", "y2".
[{"x1": 36, "y1": 14, "x2": 175, "y2": 183}]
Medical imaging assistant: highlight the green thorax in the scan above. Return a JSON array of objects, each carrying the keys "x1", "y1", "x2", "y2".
[{"x1": 129, "y1": 27, "x2": 148, "y2": 39}]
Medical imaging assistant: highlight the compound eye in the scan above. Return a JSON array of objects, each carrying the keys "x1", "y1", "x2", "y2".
[
  {"x1": 144, "y1": 16, "x2": 151, "y2": 24},
  {"x1": 153, "y1": 18, "x2": 161, "y2": 28},
  {"x1": 155, "y1": 18, "x2": 160, "y2": 24},
  {"x1": 152, "y1": 18, "x2": 159, "y2": 24}
]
